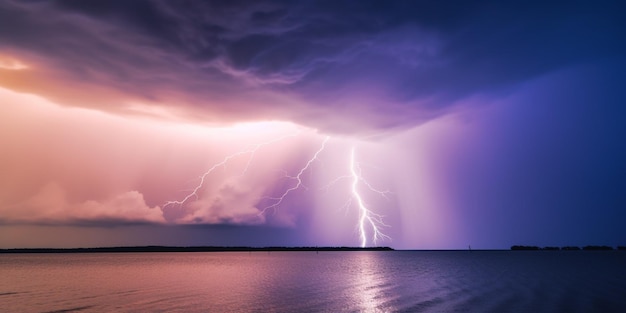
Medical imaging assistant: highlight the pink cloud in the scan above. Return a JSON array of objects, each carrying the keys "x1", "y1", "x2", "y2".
[
  {"x1": 1, "y1": 182, "x2": 164, "y2": 224},
  {"x1": 0, "y1": 87, "x2": 321, "y2": 227}
]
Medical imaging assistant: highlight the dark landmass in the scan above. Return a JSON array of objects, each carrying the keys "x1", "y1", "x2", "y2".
[
  {"x1": 511, "y1": 245, "x2": 622, "y2": 251},
  {"x1": 582, "y1": 245, "x2": 614, "y2": 251},
  {"x1": 562, "y1": 246, "x2": 582, "y2": 251},
  {"x1": 0, "y1": 246, "x2": 394, "y2": 253},
  {"x1": 2, "y1": 245, "x2": 623, "y2": 253},
  {"x1": 511, "y1": 245, "x2": 541, "y2": 250}
]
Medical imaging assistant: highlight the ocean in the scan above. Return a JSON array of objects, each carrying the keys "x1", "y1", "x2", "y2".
[{"x1": 1, "y1": 251, "x2": 625, "y2": 312}]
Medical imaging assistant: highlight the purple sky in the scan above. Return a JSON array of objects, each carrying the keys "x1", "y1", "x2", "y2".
[{"x1": 1, "y1": 0, "x2": 625, "y2": 249}]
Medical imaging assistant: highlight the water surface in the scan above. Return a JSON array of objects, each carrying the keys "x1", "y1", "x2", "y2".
[{"x1": 2, "y1": 251, "x2": 625, "y2": 312}]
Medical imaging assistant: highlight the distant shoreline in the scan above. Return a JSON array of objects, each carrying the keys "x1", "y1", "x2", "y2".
[
  {"x1": 510, "y1": 245, "x2": 626, "y2": 251},
  {"x1": 1, "y1": 246, "x2": 625, "y2": 253},
  {"x1": 0, "y1": 246, "x2": 394, "y2": 253}
]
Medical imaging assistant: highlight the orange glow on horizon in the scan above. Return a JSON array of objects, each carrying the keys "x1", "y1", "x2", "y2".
[{"x1": 0, "y1": 55, "x2": 29, "y2": 70}]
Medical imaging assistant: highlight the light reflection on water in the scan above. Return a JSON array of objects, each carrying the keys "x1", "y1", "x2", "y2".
[
  {"x1": 1, "y1": 251, "x2": 626, "y2": 312},
  {"x1": 353, "y1": 253, "x2": 386, "y2": 312}
]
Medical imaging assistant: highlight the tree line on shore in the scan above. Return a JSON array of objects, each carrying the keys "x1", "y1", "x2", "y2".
[
  {"x1": 511, "y1": 245, "x2": 625, "y2": 251},
  {"x1": 0, "y1": 246, "x2": 394, "y2": 253}
]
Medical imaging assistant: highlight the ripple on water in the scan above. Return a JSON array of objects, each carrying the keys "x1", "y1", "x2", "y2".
[{"x1": 1, "y1": 251, "x2": 626, "y2": 312}]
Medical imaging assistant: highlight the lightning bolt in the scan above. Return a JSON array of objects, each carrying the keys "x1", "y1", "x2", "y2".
[
  {"x1": 260, "y1": 136, "x2": 330, "y2": 214},
  {"x1": 163, "y1": 131, "x2": 300, "y2": 211},
  {"x1": 350, "y1": 147, "x2": 390, "y2": 247},
  {"x1": 164, "y1": 130, "x2": 392, "y2": 248}
]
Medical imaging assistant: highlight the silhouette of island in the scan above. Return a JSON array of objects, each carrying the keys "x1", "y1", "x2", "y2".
[
  {"x1": 511, "y1": 245, "x2": 541, "y2": 250},
  {"x1": 511, "y1": 245, "x2": 621, "y2": 251},
  {"x1": 561, "y1": 246, "x2": 581, "y2": 251},
  {"x1": 0, "y1": 246, "x2": 394, "y2": 253},
  {"x1": 582, "y1": 245, "x2": 614, "y2": 251}
]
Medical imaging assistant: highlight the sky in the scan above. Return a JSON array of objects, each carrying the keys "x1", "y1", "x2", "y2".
[{"x1": 1, "y1": 0, "x2": 625, "y2": 249}]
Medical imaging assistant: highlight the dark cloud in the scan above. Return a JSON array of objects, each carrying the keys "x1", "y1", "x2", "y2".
[{"x1": 1, "y1": 0, "x2": 624, "y2": 133}]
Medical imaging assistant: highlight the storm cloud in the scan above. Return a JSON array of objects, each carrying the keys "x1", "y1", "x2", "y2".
[
  {"x1": 2, "y1": 0, "x2": 623, "y2": 133},
  {"x1": 1, "y1": 1, "x2": 625, "y2": 248}
]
